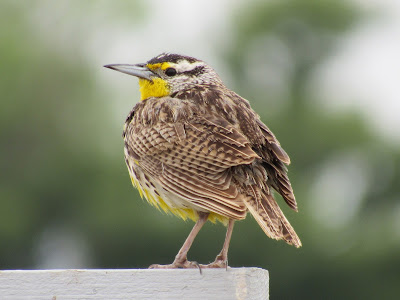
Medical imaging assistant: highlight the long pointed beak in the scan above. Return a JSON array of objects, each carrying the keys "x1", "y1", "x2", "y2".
[{"x1": 104, "y1": 63, "x2": 156, "y2": 81}]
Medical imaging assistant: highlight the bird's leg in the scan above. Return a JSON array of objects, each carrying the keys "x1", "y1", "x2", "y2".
[
  {"x1": 149, "y1": 212, "x2": 209, "y2": 269},
  {"x1": 202, "y1": 219, "x2": 235, "y2": 269}
]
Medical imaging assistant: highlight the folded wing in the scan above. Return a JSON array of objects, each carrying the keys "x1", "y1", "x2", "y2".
[{"x1": 125, "y1": 114, "x2": 260, "y2": 220}]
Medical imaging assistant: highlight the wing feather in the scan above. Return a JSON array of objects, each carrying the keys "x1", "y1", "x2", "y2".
[
  {"x1": 255, "y1": 119, "x2": 298, "y2": 211},
  {"x1": 127, "y1": 115, "x2": 258, "y2": 220}
]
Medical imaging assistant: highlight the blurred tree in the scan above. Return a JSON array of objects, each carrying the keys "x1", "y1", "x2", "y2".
[
  {"x1": 222, "y1": 0, "x2": 400, "y2": 299},
  {"x1": 0, "y1": 1, "x2": 149, "y2": 268}
]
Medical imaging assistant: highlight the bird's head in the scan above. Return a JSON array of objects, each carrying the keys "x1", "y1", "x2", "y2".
[{"x1": 105, "y1": 53, "x2": 222, "y2": 100}]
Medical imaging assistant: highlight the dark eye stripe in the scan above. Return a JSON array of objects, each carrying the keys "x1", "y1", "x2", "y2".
[{"x1": 182, "y1": 66, "x2": 205, "y2": 76}]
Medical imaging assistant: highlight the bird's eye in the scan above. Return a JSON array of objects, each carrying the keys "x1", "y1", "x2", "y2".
[{"x1": 165, "y1": 68, "x2": 177, "y2": 77}]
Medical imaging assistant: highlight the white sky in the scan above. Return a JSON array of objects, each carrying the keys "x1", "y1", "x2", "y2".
[{"x1": 310, "y1": 0, "x2": 400, "y2": 143}]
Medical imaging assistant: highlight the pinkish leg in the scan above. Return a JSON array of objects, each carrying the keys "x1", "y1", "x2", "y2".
[
  {"x1": 201, "y1": 219, "x2": 235, "y2": 269},
  {"x1": 149, "y1": 212, "x2": 209, "y2": 269}
]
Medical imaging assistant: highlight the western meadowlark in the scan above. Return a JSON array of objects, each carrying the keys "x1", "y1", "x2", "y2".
[{"x1": 104, "y1": 53, "x2": 301, "y2": 269}]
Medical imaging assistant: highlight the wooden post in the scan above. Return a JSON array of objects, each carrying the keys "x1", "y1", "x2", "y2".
[{"x1": 0, "y1": 268, "x2": 269, "y2": 300}]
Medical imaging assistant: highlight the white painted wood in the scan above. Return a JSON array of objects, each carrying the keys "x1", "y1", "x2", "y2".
[{"x1": 0, "y1": 268, "x2": 268, "y2": 300}]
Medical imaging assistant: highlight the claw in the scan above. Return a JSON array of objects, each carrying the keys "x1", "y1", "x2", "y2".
[
  {"x1": 149, "y1": 259, "x2": 200, "y2": 270},
  {"x1": 148, "y1": 216, "x2": 233, "y2": 273},
  {"x1": 200, "y1": 258, "x2": 229, "y2": 269}
]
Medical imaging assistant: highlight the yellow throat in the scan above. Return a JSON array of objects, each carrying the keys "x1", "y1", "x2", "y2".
[
  {"x1": 138, "y1": 62, "x2": 171, "y2": 100},
  {"x1": 139, "y1": 78, "x2": 170, "y2": 100}
]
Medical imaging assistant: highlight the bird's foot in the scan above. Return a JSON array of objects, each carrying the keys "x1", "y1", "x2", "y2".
[
  {"x1": 200, "y1": 254, "x2": 229, "y2": 269},
  {"x1": 149, "y1": 258, "x2": 200, "y2": 270}
]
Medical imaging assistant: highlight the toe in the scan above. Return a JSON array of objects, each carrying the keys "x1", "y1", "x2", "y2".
[
  {"x1": 149, "y1": 264, "x2": 174, "y2": 269},
  {"x1": 201, "y1": 259, "x2": 228, "y2": 269},
  {"x1": 149, "y1": 260, "x2": 201, "y2": 269}
]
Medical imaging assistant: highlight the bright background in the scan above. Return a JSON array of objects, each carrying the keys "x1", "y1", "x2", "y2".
[{"x1": 1, "y1": 0, "x2": 399, "y2": 299}]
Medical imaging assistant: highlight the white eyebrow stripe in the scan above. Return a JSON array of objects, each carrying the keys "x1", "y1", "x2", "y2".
[{"x1": 175, "y1": 61, "x2": 204, "y2": 72}]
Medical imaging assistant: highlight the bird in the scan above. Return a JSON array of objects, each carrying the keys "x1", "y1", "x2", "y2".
[{"x1": 104, "y1": 53, "x2": 301, "y2": 269}]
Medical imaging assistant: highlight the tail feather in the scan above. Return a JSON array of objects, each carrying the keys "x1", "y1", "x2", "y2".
[{"x1": 245, "y1": 191, "x2": 302, "y2": 248}]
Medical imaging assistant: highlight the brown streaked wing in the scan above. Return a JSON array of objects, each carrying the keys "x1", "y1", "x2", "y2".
[
  {"x1": 256, "y1": 119, "x2": 298, "y2": 211},
  {"x1": 128, "y1": 116, "x2": 260, "y2": 219},
  {"x1": 256, "y1": 119, "x2": 290, "y2": 164}
]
